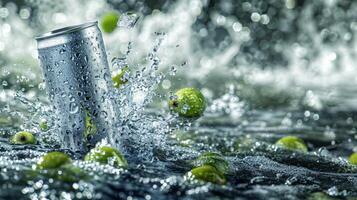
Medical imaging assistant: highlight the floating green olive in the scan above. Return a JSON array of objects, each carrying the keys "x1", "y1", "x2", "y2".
[
  {"x1": 10, "y1": 131, "x2": 36, "y2": 145},
  {"x1": 169, "y1": 88, "x2": 206, "y2": 118},
  {"x1": 349, "y1": 152, "x2": 357, "y2": 165},
  {"x1": 34, "y1": 152, "x2": 87, "y2": 182},
  {"x1": 188, "y1": 165, "x2": 226, "y2": 185},
  {"x1": 84, "y1": 146, "x2": 128, "y2": 168},
  {"x1": 112, "y1": 67, "x2": 129, "y2": 88},
  {"x1": 193, "y1": 152, "x2": 229, "y2": 174},
  {"x1": 100, "y1": 12, "x2": 120, "y2": 33},
  {"x1": 39, "y1": 119, "x2": 49, "y2": 132},
  {"x1": 275, "y1": 136, "x2": 308, "y2": 152},
  {"x1": 37, "y1": 152, "x2": 72, "y2": 170}
]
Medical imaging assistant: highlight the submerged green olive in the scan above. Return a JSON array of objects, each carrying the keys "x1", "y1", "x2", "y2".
[
  {"x1": 100, "y1": 12, "x2": 120, "y2": 33},
  {"x1": 84, "y1": 146, "x2": 128, "y2": 168},
  {"x1": 188, "y1": 165, "x2": 226, "y2": 185},
  {"x1": 193, "y1": 152, "x2": 229, "y2": 174},
  {"x1": 112, "y1": 67, "x2": 129, "y2": 88},
  {"x1": 37, "y1": 152, "x2": 72, "y2": 170},
  {"x1": 275, "y1": 136, "x2": 308, "y2": 152},
  {"x1": 10, "y1": 131, "x2": 36, "y2": 145},
  {"x1": 349, "y1": 152, "x2": 357, "y2": 165},
  {"x1": 39, "y1": 119, "x2": 49, "y2": 132},
  {"x1": 169, "y1": 88, "x2": 206, "y2": 118}
]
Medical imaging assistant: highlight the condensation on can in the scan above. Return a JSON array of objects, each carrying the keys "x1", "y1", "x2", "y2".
[{"x1": 36, "y1": 21, "x2": 116, "y2": 152}]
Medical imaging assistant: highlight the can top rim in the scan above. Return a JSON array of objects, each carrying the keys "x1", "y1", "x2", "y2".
[{"x1": 35, "y1": 21, "x2": 98, "y2": 40}]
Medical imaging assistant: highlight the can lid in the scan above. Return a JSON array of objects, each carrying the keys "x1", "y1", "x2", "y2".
[{"x1": 35, "y1": 21, "x2": 98, "y2": 41}]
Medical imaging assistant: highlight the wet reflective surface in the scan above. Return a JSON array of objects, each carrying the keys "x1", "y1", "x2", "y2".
[{"x1": 2, "y1": 0, "x2": 357, "y2": 199}]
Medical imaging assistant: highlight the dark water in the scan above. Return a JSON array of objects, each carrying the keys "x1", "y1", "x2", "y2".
[
  {"x1": 2, "y1": 0, "x2": 357, "y2": 199},
  {"x1": 2, "y1": 106, "x2": 357, "y2": 199}
]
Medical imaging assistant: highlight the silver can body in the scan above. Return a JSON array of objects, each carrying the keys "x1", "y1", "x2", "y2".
[{"x1": 36, "y1": 22, "x2": 116, "y2": 152}]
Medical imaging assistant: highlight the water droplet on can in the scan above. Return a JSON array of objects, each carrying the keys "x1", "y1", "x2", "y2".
[
  {"x1": 59, "y1": 49, "x2": 66, "y2": 54},
  {"x1": 69, "y1": 102, "x2": 79, "y2": 114}
]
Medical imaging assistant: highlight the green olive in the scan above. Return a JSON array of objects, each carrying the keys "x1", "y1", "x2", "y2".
[
  {"x1": 349, "y1": 152, "x2": 357, "y2": 165},
  {"x1": 275, "y1": 136, "x2": 308, "y2": 152},
  {"x1": 100, "y1": 12, "x2": 120, "y2": 33},
  {"x1": 193, "y1": 152, "x2": 229, "y2": 174},
  {"x1": 37, "y1": 152, "x2": 72, "y2": 170},
  {"x1": 187, "y1": 165, "x2": 226, "y2": 185},
  {"x1": 10, "y1": 131, "x2": 36, "y2": 145},
  {"x1": 112, "y1": 67, "x2": 129, "y2": 88},
  {"x1": 39, "y1": 119, "x2": 49, "y2": 132},
  {"x1": 169, "y1": 88, "x2": 206, "y2": 118},
  {"x1": 35, "y1": 152, "x2": 87, "y2": 182},
  {"x1": 84, "y1": 146, "x2": 128, "y2": 168}
]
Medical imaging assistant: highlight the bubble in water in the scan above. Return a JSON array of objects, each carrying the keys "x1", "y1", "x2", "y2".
[{"x1": 162, "y1": 79, "x2": 171, "y2": 89}]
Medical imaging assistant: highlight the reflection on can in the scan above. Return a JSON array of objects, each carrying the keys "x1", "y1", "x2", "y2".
[{"x1": 36, "y1": 21, "x2": 116, "y2": 152}]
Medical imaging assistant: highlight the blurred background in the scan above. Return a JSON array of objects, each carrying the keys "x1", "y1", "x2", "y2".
[{"x1": 1, "y1": 0, "x2": 357, "y2": 111}]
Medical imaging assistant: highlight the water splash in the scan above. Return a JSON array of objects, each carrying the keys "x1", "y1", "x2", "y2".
[
  {"x1": 118, "y1": 12, "x2": 140, "y2": 29},
  {"x1": 108, "y1": 32, "x2": 172, "y2": 159}
]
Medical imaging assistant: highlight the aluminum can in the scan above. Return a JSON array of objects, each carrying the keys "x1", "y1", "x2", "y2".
[{"x1": 36, "y1": 21, "x2": 116, "y2": 152}]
